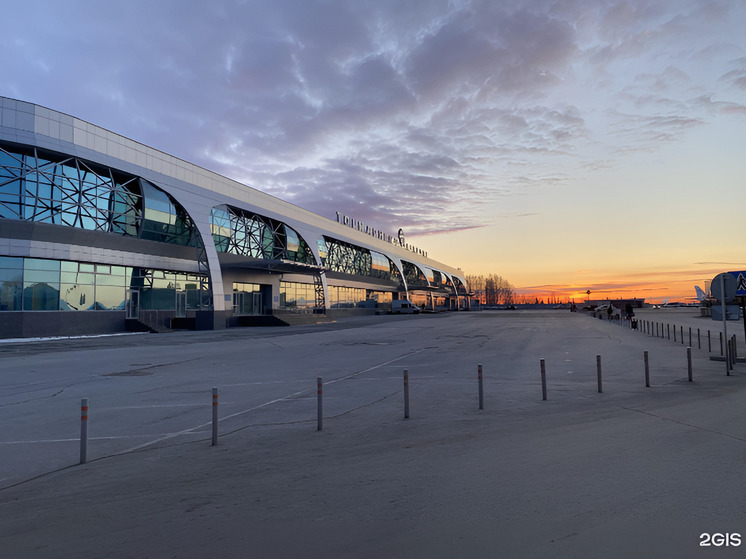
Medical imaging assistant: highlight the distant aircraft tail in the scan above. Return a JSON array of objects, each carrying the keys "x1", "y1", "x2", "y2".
[{"x1": 694, "y1": 286, "x2": 706, "y2": 301}]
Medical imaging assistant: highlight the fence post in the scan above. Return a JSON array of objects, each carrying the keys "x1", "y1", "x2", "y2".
[
  {"x1": 80, "y1": 398, "x2": 89, "y2": 465},
  {"x1": 540, "y1": 359, "x2": 547, "y2": 401},
  {"x1": 596, "y1": 355, "x2": 603, "y2": 393},
  {"x1": 211, "y1": 387, "x2": 218, "y2": 446},
  {"x1": 644, "y1": 351, "x2": 650, "y2": 388},
  {"x1": 403, "y1": 370, "x2": 410, "y2": 419},
  {"x1": 317, "y1": 377, "x2": 323, "y2": 431},
  {"x1": 478, "y1": 364, "x2": 484, "y2": 410}
]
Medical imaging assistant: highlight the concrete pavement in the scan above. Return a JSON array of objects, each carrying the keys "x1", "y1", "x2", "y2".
[{"x1": 1, "y1": 310, "x2": 745, "y2": 558}]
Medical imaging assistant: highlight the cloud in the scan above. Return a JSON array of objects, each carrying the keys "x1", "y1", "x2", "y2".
[{"x1": 2, "y1": 0, "x2": 744, "y2": 240}]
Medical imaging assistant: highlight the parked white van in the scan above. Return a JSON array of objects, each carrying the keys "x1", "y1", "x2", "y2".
[{"x1": 391, "y1": 300, "x2": 419, "y2": 314}]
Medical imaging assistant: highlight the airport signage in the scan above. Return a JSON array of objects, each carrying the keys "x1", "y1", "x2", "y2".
[
  {"x1": 736, "y1": 272, "x2": 746, "y2": 296},
  {"x1": 335, "y1": 212, "x2": 428, "y2": 258}
]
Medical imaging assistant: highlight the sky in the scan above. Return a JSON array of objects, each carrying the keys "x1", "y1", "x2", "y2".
[{"x1": 2, "y1": 0, "x2": 746, "y2": 303}]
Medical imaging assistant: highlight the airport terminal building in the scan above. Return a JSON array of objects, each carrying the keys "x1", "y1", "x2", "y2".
[{"x1": 0, "y1": 97, "x2": 469, "y2": 338}]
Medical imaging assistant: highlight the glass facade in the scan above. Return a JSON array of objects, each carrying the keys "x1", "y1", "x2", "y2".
[
  {"x1": 211, "y1": 205, "x2": 315, "y2": 264},
  {"x1": 0, "y1": 143, "x2": 201, "y2": 246},
  {"x1": 0, "y1": 256, "x2": 209, "y2": 312},
  {"x1": 60, "y1": 262, "x2": 128, "y2": 311},
  {"x1": 367, "y1": 290, "x2": 393, "y2": 310},
  {"x1": 402, "y1": 260, "x2": 430, "y2": 288},
  {"x1": 279, "y1": 281, "x2": 316, "y2": 311},
  {"x1": 452, "y1": 277, "x2": 468, "y2": 295},
  {"x1": 318, "y1": 237, "x2": 403, "y2": 285},
  {"x1": 328, "y1": 286, "x2": 367, "y2": 308}
]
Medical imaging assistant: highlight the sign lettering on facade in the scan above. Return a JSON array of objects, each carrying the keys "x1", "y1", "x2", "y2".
[{"x1": 335, "y1": 212, "x2": 428, "y2": 258}]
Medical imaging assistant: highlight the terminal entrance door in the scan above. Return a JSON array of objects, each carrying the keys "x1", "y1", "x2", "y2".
[
  {"x1": 251, "y1": 292, "x2": 262, "y2": 315},
  {"x1": 176, "y1": 291, "x2": 187, "y2": 318},
  {"x1": 126, "y1": 289, "x2": 139, "y2": 319},
  {"x1": 233, "y1": 290, "x2": 263, "y2": 315}
]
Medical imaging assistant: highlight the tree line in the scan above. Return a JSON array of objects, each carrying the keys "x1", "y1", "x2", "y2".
[{"x1": 466, "y1": 274, "x2": 515, "y2": 306}]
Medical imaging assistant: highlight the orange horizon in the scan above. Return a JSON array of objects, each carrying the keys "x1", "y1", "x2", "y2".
[{"x1": 514, "y1": 277, "x2": 709, "y2": 305}]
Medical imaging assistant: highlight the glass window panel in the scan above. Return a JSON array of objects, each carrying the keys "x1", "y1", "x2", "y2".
[
  {"x1": 0, "y1": 148, "x2": 24, "y2": 168},
  {"x1": 24, "y1": 269, "x2": 60, "y2": 284},
  {"x1": 141, "y1": 180, "x2": 173, "y2": 213},
  {"x1": 24, "y1": 282, "x2": 60, "y2": 310},
  {"x1": 60, "y1": 282, "x2": 94, "y2": 311},
  {"x1": 25, "y1": 259, "x2": 60, "y2": 272},
  {"x1": 95, "y1": 285, "x2": 125, "y2": 310},
  {"x1": 0, "y1": 268, "x2": 23, "y2": 282},
  {"x1": 152, "y1": 277, "x2": 173, "y2": 289},
  {"x1": 79, "y1": 263, "x2": 95, "y2": 273},
  {"x1": 95, "y1": 273, "x2": 121, "y2": 286},
  {"x1": 140, "y1": 287, "x2": 175, "y2": 310},
  {"x1": 0, "y1": 256, "x2": 23, "y2": 269},
  {"x1": 76, "y1": 273, "x2": 95, "y2": 285},
  {"x1": 0, "y1": 281, "x2": 22, "y2": 310},
  {"x1": 0, "y1": 257, "x2": 23, "y2": 282},
  {"x1": 285, "y1": 226, "x2": 300, "y2": 254},
  {"x1": 61, "y1": 261, "x2": 78, "y2": 273},
  {"x1": 0, "y1": 178, "x2": 21, "y2": 195}
]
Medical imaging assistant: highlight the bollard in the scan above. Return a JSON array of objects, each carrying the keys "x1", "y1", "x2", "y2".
[
  {"x1": 697, "y1": 328, "x2": 700, "y2": 350},
  {"x1": 596, "y1": 355, "x2": 603, "y2": 393},
  {"x1": 730, "y1": 336, "x2": 736, "y2": 372},
  {"x1": 733, "y1": 334, "x2": 738, "y2": 365},
  {"x1": 708, "y1": 330, "x2": 711, "y2": 353},
  {"x1": 667, "y1": 323, "x2": 670, "y2": 340},
  {"x1": 403, "y1": 370, "x2": 410, "y2": 419},
  {"x1": 478, "y1": 364, "x2": 484, "y2": 410},
  {"x1": 689, "y1": 327, "x2": 692, "y2": 348},
  {"x1": 680, "y1": 326, "x2": 684, "y2": 345},
  {"x1": 720, "y1": 332, "x2": 723, "y2": 356},
  {"x1": 644, "y1": 351, "x2": 650, "y2": 388},
  {"x1": 317, "y1": 377, "x2": 323, "y2": 431},
  {"x1": 80, "y1": 398, "x2": 89, "y2": 465},
  {"x1": 211, "y1": 387, "x2": 218, "y2": 446},
  {"x1": 673, "y1": 325, "x2": 677, "y2": 342},
  {"x1": 687, "y1": 347, "x2": 693, "y2": 382},
  {"x1": 540, "y1": 359, "x2": 547, "y2": 401}
]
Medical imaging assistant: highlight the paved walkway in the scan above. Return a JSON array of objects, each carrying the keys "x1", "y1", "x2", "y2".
[{"x1": 1, "y1": 310, "x2": 744, "y2": 558}]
